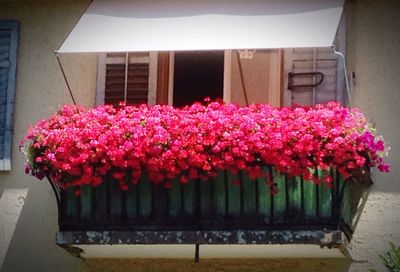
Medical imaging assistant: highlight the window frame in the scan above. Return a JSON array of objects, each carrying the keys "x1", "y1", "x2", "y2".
[{"x1": 0, "y1": 20, "x2": 19, "y2": 171}]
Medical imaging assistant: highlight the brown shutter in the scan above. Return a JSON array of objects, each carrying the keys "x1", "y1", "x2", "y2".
[
  {"x1": 104, "y1": 52, "x2": 150, "y2": 106},
  {"x1": 285, "y1": 48, "x2": 342, "y2": 106}
]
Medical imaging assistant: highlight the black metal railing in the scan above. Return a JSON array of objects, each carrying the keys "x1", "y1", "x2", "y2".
[{"x1": 49, "y1": 167, "x2": 372, "y2": 239}]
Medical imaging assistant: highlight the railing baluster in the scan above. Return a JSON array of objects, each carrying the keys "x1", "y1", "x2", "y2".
[
  {"x1": 227, "y1": 171, "x2": 240, "y2": 218},
  {"x1": 257, "y1": 167, "x2": 270, "y2": 219},
  {"x1": 242, "y1": 171, "x2": 256, "y2": 217},
  {"x1": 168, "y1": 178, "x2": 180, "y2": 219}
]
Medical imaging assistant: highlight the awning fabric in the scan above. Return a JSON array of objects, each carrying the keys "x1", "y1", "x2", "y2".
[{"x1": 58, "y1": 0, "x2": 344, "y2": 53}]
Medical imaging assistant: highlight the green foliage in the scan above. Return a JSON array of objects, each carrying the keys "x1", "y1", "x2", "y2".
[{"x1": 371, "y1": 243, "x2": 400, "y2": 272}]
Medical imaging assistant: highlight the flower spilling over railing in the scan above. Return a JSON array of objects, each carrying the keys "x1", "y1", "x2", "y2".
[{"x1": 20, "y1": 101, "x2": 390, "y2": 194}]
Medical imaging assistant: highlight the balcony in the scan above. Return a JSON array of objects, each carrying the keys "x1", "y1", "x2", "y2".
[
  {"x1": 22, "y1": 102, "x2": 387, "y2": 258},
  {"x1": 50, "y1": 167, "x2": 371, "y2": 257}
]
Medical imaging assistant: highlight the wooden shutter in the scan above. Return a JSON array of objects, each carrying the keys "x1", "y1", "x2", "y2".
[
  {"x1": 97, "y1": 52, "x2": 157, "y2": 106},
  {"x1": 0, "y1": 21, "x2": 18, "y2": 171},
  {"x1": 284, "y1": 47, "x2": 344, "y2": 106}
]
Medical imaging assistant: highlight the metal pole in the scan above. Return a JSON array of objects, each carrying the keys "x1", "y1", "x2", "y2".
[
  {"x1": 236, "y1": 51, "x2": 250, "y2": 106},
  {"x1": 55, "y1": 52, "x2": 77, "y2": 105},
  {"x1": 194, "y1": 243, "x2": 200, "y2": 262}
]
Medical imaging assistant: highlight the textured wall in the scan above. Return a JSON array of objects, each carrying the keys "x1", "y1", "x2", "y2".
[
  {"x1": 0, "y1": 1, "x2": 96, "y2": 271},
  {"x1": 345, "y1": 0, "x2": 400, "y2": 271}
]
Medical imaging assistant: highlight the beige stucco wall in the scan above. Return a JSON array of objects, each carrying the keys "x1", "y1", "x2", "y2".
[
  {"x1": 0, "y1": 1, "x2": 96, "y2": 271},
  {"x1": 345, "y1": 0, "x2": 400, "y2": 271}
]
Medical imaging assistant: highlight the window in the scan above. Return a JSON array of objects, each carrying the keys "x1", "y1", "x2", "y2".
[
  {"x1": 96, "y1": 52, "x2": 158, "y2": 106},
  {"x1": 0, "y1": 21, "x2": 19, "y2": 171},
  {"x1": 96, "y1": 50, "x2": 283, "y2": 107},
  {"x1": 172, "y1": 51, "x2": 224, "y2": 107}
]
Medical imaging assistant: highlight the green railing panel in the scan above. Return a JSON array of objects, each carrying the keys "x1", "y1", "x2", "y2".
[
  {"x1": 257, "y1": 175, "x2": 270, "y2": 218},
  {"x1": 200, "y1": 180, "x2": 212, "y2": 219},
  {"x1": 213, "y1": 171, "x2": 226, "y2": 217},
  {"x1": 273, "y1": 172, "x2": 286, "y2": 222},
  {"x1": 139, "y1": 174, "x2": 151, "y2": 218},
  {"x1": 94, "y1": 181, "x2": 107, "y2": 221},
  {"x1": 152, "y1": 184, "x2": 168, "y2": 221},
  {"x1": 304, "y1": 179, "x2": 316, "y2": 219},
  {"x1": 287, "y1": 176, "x2": 302, "y2": 221},
  {"x1": 65, "y1": 187, "x2": 78, "y2": 218},
  {"x1": 110, "y1": 179, "x2": 122, "y2": 220},
  {"x1": 227, "y1": 171, "x2": 240, "y2": 217},
  {"x1": 56, "y1": 169, "x2": 371, "y2": 237},
  {"x1": 242, "y1": 171, "x2": 256, "y2": 216},
  {"x1": 183, "y1": 179, "x2": 195, "y2": 216},
  {"x1": 168, "y1": 178, "x2": 181, "y2": 219},
  {"x1": 125, "y1": 184, "x2": 137, "y2": 220},
  {"x1": 319, "y1": 184, "x2": 332, "y2": 220},
  {"x1": 80, "y1": 185, "x2": 92, "y2": 221}
]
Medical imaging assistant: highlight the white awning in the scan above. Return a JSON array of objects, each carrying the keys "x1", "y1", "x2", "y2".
[{"x1": 58, "y1": 0, "x2": 344, "y2": 53}]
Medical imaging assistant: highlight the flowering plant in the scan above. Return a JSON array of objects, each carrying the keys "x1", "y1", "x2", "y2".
[{"x1": 21, "y1": 101, "x2": 389, "y2": 195}]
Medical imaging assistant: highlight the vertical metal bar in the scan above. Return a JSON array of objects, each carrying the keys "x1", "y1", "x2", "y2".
[
  {"x1": 121, "y1": 189, "x2": 127, "y2": 222},
  {"x1": 224, "y1": 170, "x2": 229, "y2": 216},
  {"x1": 235, "y1": 51, "x2": 250, "y2": 106},
  {"x1": 195, "y1": 179, "x2": 201, "y2": 220},
  {"x1": 269, "y1": 166, "x2": 274, "y2": 224},
  {"x1": 240, "y1": 171, "x2": 244, "y2": 217},
  {"x1": 255, "y1": 174, "x2": 259, "y2": 215},
  {"x1": 136, "y1": 182, "x2": 140, "y2": 219},
  {"x1": 180, "y1": 182, "x2": 185, "y2": 217},
  {"x1": 330, "y1": 168, "x2": 336, "y2": 220},
  {"x1": 285, "y1": 174, "x2": 289, "y2": 217},
  {"x1": 124, "y1": 52, "x2": 129, "y2": 103},
  {"x1": 210, "y1": 177, "x2": 214, "y2": 218},
  {"x1": 151, "y1": 182, "x2": 155, "y2": 220},
  {"x1": 55, "y1": 53, "x2": 77, "y2": 105},
  {"x1": 300, "y1": 176, "x2": 305, "y2": 220},
  {"x1": 315, "y1": 168, "x2": 320, "y2": 219},
  {"x1": 312, "y1": 48, "x2": 317, "y2": 105},
  {"x1": 106, "y1": 176, "x2": 111, "y2": 218},
  {"x1": 195, "y1": 244, "x2": 200, "y2": 263},
  {"x1": 166, "y1": 184, "x2": 170, "y2": 221}
]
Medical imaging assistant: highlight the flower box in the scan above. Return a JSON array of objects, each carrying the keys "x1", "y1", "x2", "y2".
[{"x1": 21, "y1": 101, "x2": 388, "y2": 244}]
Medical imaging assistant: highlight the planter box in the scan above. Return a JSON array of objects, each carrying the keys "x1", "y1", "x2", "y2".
[{"x1": 51, "y1": 168, "x2": 371, "y2": 241}]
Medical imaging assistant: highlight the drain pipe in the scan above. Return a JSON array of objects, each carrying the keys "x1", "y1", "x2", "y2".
[{"x1": 332, "y1": 46, "x2": 352, "y2": 106}]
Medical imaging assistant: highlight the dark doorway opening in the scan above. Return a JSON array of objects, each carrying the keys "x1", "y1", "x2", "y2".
[{"x1": 173, "y1": 51, "x2": 224, "y2": 107}]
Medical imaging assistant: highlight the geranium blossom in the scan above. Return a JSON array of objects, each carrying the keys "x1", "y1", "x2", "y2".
[{"x1": 20, "y1": 101, "x2": 390, "y2": 193}]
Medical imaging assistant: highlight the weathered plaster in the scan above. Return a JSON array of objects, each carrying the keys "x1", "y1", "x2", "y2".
[
  {"x1": 0, "y1": 188, "x2": 28, "y2": 269},
  {"x1": 345, "y1": 0, "x2": 400, "y2": 271},
  {"x1": 0, "y1": 1, "x2": 95, "y2": 271}
]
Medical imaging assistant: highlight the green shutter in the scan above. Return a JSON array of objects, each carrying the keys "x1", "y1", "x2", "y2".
[{"x1": 0, "y1": 21, "x2": 19, "y2": 171}]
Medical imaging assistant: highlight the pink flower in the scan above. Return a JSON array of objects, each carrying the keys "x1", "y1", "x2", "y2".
[{"x1": 20, "y1": 101, "x2": 389, "y2": 192}]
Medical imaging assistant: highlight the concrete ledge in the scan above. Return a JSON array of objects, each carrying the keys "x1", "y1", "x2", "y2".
[{"x1": 57, "y1": 229, "x2": 344, "y2": 247}]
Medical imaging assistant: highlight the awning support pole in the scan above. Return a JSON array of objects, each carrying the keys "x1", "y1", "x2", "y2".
[
  {"x1": 55, "y1": 52, "x2": 77, "y2": 105},
  {"x1": 194, "y1": 243, "x2": 200, "y2": 262},
  {"x1": 236, "y1": 51, "x2": 250, "y2": 106}
]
